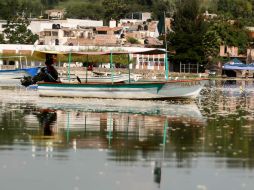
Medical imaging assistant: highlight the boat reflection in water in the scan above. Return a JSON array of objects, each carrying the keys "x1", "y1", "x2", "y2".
[
  {"x1": 35, "y1": 109, "x2": 57, "y2": 136},
  {"x1": 24, "y1": 100, "x2": 205, "y2": 187},
  {"x1": 24, "y1": 98, "x2": 206, "y2": 146}
]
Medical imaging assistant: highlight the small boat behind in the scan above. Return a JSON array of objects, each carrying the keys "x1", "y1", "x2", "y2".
[
  {"x1": 0, "y1": 55, "x2": 40, "y2": 80},
  {"x1": 59, "y1": 71, "x2": 141, "y2": 83},
  {"x1": 0, "y1": 67, "x2": 40, "y2": 79}
]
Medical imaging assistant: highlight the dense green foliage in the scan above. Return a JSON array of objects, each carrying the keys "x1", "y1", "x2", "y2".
[
  {"x1": 0, "y1": 0, "x2": 253, "y2": 67},
  {"x1": 0, "y1": 33, "x2": 5, "y2": 44},
  {"x1": 127, "y1": 37, "x2": 140, "y2": 44},
  {"x1": 169, "y1": 0, "x2": 208, "y2": 64},
  {"x1": 1, "y1": 0, "x2": 254, "y2": 22},
  {"x1": 3, "y1": 16, "x2": 38, "y2": 44},
  {"x1": 169, "y1": 0, "x2": 250, "y2": 66}
]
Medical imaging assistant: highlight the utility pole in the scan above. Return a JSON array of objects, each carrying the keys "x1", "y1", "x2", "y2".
[{"x1": 164, "y1": 11, "x2": 169, "y2": 80}]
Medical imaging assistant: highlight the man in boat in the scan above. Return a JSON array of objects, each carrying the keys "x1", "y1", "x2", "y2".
[
  {"x1": 21, "y1": 54, "x2": 59, "y2": 86},
  {"x1": 41, "y1": 54, "x2": 59, "y2": 82}
]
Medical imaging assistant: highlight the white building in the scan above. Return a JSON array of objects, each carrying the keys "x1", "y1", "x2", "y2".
[
  {"x1": 0, "y1": 20, "x2": 7, "y2": 33},
  {"x1": 29, "y1": 18, "x2": 103, "y2": 34}
]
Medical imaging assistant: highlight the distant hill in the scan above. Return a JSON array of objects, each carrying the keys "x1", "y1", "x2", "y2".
[{"x1": 0, "y1": 0, "x2": 174, "y2": 21}]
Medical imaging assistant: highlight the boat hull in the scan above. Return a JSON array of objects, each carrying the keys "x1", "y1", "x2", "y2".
[{"x1": 37, "y1": 79, "x2": 206, "y2": 99}]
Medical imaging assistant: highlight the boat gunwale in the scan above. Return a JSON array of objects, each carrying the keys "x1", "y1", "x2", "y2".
[{"x1": 37, "y1": 78, "x2": 208, "y2": 86}]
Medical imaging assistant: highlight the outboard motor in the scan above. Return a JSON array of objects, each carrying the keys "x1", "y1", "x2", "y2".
[{"x1": 20, "y1": 76, "x2": 33, "y2": 87}]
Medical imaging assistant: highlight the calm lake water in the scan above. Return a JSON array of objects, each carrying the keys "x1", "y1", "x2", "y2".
[{"x1": 0, "y1": 79, "x2": 254, "y2": 190}]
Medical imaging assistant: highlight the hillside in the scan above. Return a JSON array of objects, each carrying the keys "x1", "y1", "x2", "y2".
[
  {"x1": 0, "y1": 0, "x2": 253, "y2": 23},
  {"x1": 0, "y1": 0, "x2": 174, "y2": 20}
]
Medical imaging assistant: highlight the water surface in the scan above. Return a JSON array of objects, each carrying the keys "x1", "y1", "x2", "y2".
[{"x1": 0, "y1": 80, "x2": 254, "y2": 190}]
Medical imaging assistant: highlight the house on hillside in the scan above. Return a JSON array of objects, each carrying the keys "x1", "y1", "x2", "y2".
[
  {"x1": 64, "y1": 26, "x2": 123, "y2": 46},
  {"x1": 203, "y1": 10, "x2": 217, "y2": 20},
  {"x1": 220, "y1": 45, "x2": 241, "y2": 58},
  {"x1": 119, "y1": 20, "x2": 162, "y2": 47},
  {"x1": 30, "y1": 18, "x2": 103, "y2": 45},
  {"x1": 94, "y1": 26, "x2": 123, "y2": 46},
  {"x1": 124, "y1": 12, "x2": 151, "y2": 21},
  {"x1": 245, "y1": 27, "x2": 254, "y2": 63},
  {"x1": 0, "y1": 20, "x2": 7, "y2": 33},
  {"x1": 45, "y1": 9, "x2": 66, "y2": 20},
  {"x1": 39, "y1": 27, "x2": 95, "y2": 46}
]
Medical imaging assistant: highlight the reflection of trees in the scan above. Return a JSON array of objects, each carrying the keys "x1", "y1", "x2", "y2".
[
  {"x1": 204, "y1": 110, "x2": 254, "y2": 168},
  {"x1": 199, "y1": 80, "x2": 254, "y2": 168},
  {"x1": 0, "y1": 103, "x2": 32, "y2": 144},
  {"x1": 168, "y1": 122, "x2": 204, "y2": 167}
]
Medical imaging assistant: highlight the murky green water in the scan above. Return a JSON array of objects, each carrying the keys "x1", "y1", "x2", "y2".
[{"x1": 0, "y1": 79, "x2": 254, "y2": 190}]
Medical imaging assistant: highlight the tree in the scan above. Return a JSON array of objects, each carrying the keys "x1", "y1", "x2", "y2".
[
  {"x1": 127, "y1": 37, "x2": 140, "y2": 44},
  {"x1": 102, "y1": 0, "x2": 130, "y2": 23},
  {"x1": 202, "y1": 29, "x2": 222, "y2": 69},
  {"x1": 206, "y1": 21, "x2": 249, "y2": 52},
  {"x1": 217, "y1": 0, "x2": 252, "y2": 19},
  {"x1": 202, "y1": 30, "x2": 221, "y2": 61},
  {"x1": 0, "y1": 33, "x2": 5, "y2": 44},
  {"x1": 40, "y1": 0, "x2": 59, "y2": 8},
  {"x1": 0, "y1": 0, "x2": 20, "y2": 19},
  {"x1": 3, "y1": 16, "x2": 38, "y2": 44},
  {"x1": 0, "y1": 0, "x2": 44, "y2": 19},
  {"x1": 65, "y1": 3, "x2": 104, "y2": 20},
  {"x1": 170, "y1": 0, "x2": 208, "y2": 65},
  {"x1": 152, "y1": 0, "x2": 176, "y2": 20}
]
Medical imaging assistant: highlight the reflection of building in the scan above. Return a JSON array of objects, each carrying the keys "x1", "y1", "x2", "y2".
[
  {"x1": 208, "y1": 80, "x2": 254, "y2": 112},
  {"x1": 19, "y1": 102, "x2": 205, "y2": 149}
]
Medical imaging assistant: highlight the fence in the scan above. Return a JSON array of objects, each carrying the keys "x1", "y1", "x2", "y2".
[{"x1": 179, "y1": 62, "x2": 200, "y2": 73}]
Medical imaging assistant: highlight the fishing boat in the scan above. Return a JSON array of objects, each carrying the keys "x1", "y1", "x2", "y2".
[
  {"x1": 33, "y1": 49, "x2": 207, "y2": 100},
  {"x1": 37, "y1": 79, "x2": 205, "y2": 99}
]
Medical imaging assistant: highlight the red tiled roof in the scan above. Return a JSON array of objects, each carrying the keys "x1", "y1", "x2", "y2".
[{"x1": 96, "y1": 27, "x2": 122, "y2": 31}]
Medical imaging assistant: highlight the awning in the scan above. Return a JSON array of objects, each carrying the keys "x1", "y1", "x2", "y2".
[
  {"x1": 32, "y1": 48, "x2": 167, "y2": 59},
  {"x1": 32, "y1": 50, "x2": 69, "y2": 59},
  {"x1": 223, "y1": 58, "x2": 254, "y2": 70},
  {"x1": 223, "y1": 64, "x2": 254, "y2": 70}
]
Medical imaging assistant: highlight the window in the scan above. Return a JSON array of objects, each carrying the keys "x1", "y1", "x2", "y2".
[
  {"x1": 64, "y1": 31, "x2": 70, "y2": 37},
  {"x1": 97, "y1": 31, "x2": 107, "y2": 35},
  {"x1": 44, "y1": 31, "x2": 51, "y2": 36},
  {"x1": 114, "y1": 30, "x2": 121, "y2": 34},
  {"x1": 52, "y1": 31, "x2": 58, "y2": 36}
]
